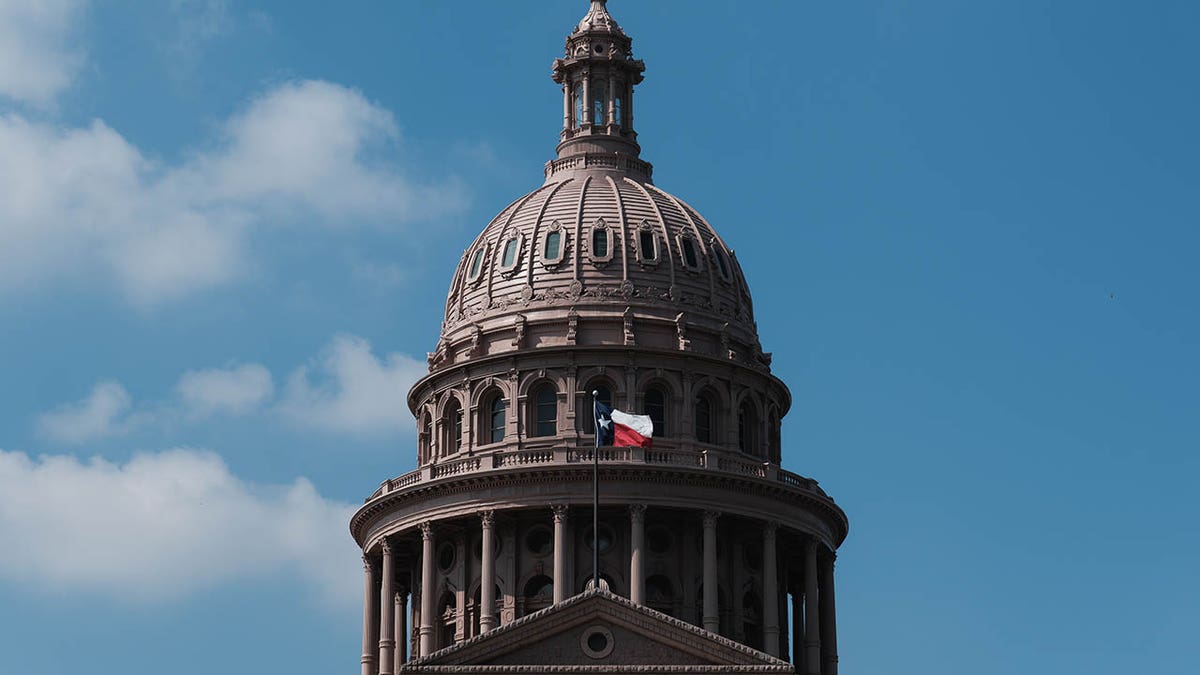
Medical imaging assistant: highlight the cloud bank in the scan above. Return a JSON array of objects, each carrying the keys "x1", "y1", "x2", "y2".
[
  {"x1": 0, "y1": 447, "x2": 359, "y2": 605},
  {"x1": 38, "y1": 334, "x2": 424, "y2": 444},
  {"x1": 0, "y1": 0, "x2": 86, "y2": 105},
  {"x1": 0, "y1": 79, "x2": 464, "y2": 306}
]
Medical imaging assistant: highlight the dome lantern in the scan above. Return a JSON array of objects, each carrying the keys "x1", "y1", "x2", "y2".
[{"x1": 550, "y1": 0, "x2": 649, "y2": 182}]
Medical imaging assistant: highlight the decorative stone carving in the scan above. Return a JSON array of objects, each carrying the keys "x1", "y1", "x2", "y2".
[
  {"x1": 470, "y1": 324, "x2": 483, "y2": 356},
  {"x1": 623, "y1": 306, "x2": 635, "y2": 346},
  {"x1": 566, "y1": 307, "x2": 579, "y2": 345},
  {"x1": 551, "y1": 504, "x2": 570, "y2": 523},
  {"x1": 513, "y1": 314, "x2": 527, "y2": 349},
  {"x1": 675, "y1": 312, "x2": 691, "y2": 351},
  {"x1": 419, "y1": 522, "x2": 434, "y2": 541}
]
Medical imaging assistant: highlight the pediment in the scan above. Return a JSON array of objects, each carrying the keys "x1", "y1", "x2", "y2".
[{"x1": 402, "y1": 590, "x2": 791, "y2": 673}]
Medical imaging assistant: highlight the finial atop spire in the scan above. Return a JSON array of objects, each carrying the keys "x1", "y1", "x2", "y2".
[{"x1": 575, "y1": 0, "x2": 624, "y2": 36}]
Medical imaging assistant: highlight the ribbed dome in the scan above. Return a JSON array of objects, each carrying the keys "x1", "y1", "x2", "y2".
[{"x1": 437, "y1": 172, "x2": 767, "y2": 369}]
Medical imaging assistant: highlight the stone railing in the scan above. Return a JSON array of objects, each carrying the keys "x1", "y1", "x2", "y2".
[{"x1": 368, "y1": 444, "x2": 821, "y2": 502}]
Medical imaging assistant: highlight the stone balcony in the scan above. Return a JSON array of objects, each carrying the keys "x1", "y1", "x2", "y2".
[{"x1": 365, "y1": 443, "x2": 827, "y2": 503}]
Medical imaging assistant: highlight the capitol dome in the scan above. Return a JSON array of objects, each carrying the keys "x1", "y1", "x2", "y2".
[{"x1": 352, "y1": 4, "x2": 846, "y2": 673}]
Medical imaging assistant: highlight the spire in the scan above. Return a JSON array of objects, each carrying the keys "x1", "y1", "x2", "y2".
[{"x1": 547, "y1": 0, "x2": 651, "y2": 183}]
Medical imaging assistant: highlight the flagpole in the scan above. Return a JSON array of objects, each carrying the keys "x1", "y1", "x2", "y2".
[{"x1": 591, "y1": 390, "x2": 600, "y2": 591}]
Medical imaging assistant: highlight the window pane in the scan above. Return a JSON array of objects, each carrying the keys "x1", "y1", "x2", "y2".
[
  {"x1": 585, "y1": 385, "x2": 613, "y2": 433},
  {"x1": 639, "y1": 231, "x2": 656, "y2": 261},
  {"x1": 695, "y1": 398, "x2": 711, "y2": 443},
  {"x1": 681, "y1": 238, "x2": 698, "y2": 268},
  {"x1": 739, "y1": 402, "x2": 756, "y2": 453},
  {"x1": 544, "y1": 231, "x2": 561, "y2": 260},
  {"x1": 574, "y1": 83, "x2": 584, "y2": 129},
  {"x1": 502, "y1": 238, "x2": 518, "y2": 267},
  {"x1": 534, "y1": 386, "x2": 557, "y2": 437},
  {"x1": 714, "y1": 247, "x2": 730, "y2": 279},
  {"x1": 614, "y1": 96, "x2": 623, "y2": 126},
  {"x1": 490, "y1": 397, "x2": 506, "y2": 443},
  {"x1": 592, "y1": 228, "x2": 608, "y2": 258},
  {"x1": 593, "y1": 81, "x2": 607, "y2": 124},
  {"x1": 469, "y1": 249, "x2": 485, "y2": 278},
  {"x1": 645, "y1": 388, "x2": 665, "y2": 436}
]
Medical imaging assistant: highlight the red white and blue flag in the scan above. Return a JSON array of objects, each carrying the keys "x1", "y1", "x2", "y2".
[{"x1": 594, "y1": 400, "x2": 654, "y2": 448}]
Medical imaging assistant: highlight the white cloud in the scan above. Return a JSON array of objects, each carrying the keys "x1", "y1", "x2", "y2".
[
  {"x1": 0, "y1": 0, "x2": 86, "y2": 105},
  {"x1": 176, "y1": 363, "x2": 274, "y2": 418},
  {"x1": 279, "y1": 334, "x2": 424, "y2": 435},
  {"x1": 0, "y1": 448, "x2": 359, "y2": 605},
  {"x1": 36, "y1": 380, "x2": 144, "y2": 444},
  {"x1": 0, "y1": 79, "x2": 465, "y2": 306}
]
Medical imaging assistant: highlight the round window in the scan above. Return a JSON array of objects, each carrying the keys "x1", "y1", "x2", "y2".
[
  {"x1": 583, "y1": 524, "x2": 615, "y2": 552},
  {"x1": 647, "y1": 526, "x2": 672, "y2": 555},
  {"x1": 526, "y1": 527, "x2": 553, "y2": 556},
  {"x1": 743, "y1": 540, "x2": 762, "y2": 570},
  {"x1": 580, "y1": 625, "x2": 615, "y2": 659},
  {"x1": 437, "y1": 542, "x2": 456, "y2": 572}
]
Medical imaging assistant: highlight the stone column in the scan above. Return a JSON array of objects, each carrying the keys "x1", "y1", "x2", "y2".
[
  {"x1": 629, "y1": 504, "x2": 646, "y2": 604},
  {"x1": 820, "y1": 553, "x2": 839, "y2": 675},
  {"x1": 378, "y1": 540, "x2": 396, "y2": 675},
  {"x1": 562, "y1": 81, "x2": 570, "y2": 132},
  {"x1": 552, "y1": 504, "x2": 569, "y2": 603},
  {"x1": 395, "y1": 591, "x2": 407, "y2": 670},
  {"x1": 804, "y1": 540, "x2": 821, "y2": 675},
  {"x1": 791, "y1": 586, "x2": 803, "y2": 669},
  {"x1": 361, "y1": 557, "x2": 378, "y2": 675},
  {"x1": 480, "y1": 510, "x2": 497, "y2": 632},
  {"x1": 418, "y1": 522, "x2": 436, "y2": 657},
  {"x1": 607, "y1": 72, "x2": 616, "y2": 127},
  {"x1": 762, "y1": 522, "x2": 780, "y2": 658},
  {"x1": 582, "y1": 76, "x2": 591, "y2": 125},
  {"x1": 702, "y1": 510, "x2": 720, "y2": 633}
]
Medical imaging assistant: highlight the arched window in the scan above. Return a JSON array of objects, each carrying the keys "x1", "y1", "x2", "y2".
[
  {"x1": 614, "y1": 94, "x2": 623, "y2": 127},
  {"x1": 421, "y1": 413, "x2": 432, "y2": 460},
  {"x1": 532, "y1": 385, "x2": 557, "y2": 437},
  {"x1": 592, "y1": 80, "x2": 607, "y2": 125},
  {"x1": 584, "y1": 384, "x2": 613, "y2": 434},
  {"x1": 695, "y1": 395, "x2": 714, "y2": 444},
  {"x1": 742, "y1": 591, "x2": 763, "y2": 651},
  {"x1": 444, "y1": 399, "x2": 463, "y2": 455},
  {"x1": 574, "y1": 82, "x2": 584, "y2": 128},
  {"x1": 438, "y1": 591, "x2": 456, "y2": 649},
  {"x1": 485, "y1": 393, "x2": 506, "y2": 444},
  {"x1": 524, "y1": 575, "x2": 554, "y2": 614},
  {"x1": 738, "y1": 399, "x2": 759, "y2": 455},
  {"x1": 646, "y1": 574, "x2": 675, "y2": 616},
  {"x1": 644, "y1": 387, "x2": 666, "y2": 437},
  {"x1": 768, "y1": 409, "x2": 781, "y2": 463}
]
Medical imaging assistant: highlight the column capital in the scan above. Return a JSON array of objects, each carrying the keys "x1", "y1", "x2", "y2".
[
  {"x1": 480, "y1": 510, "x2": 496, "y2": 528},
  {"x1": 380, "y1": 538, "x2": 393, "y2": 555},
  {"x1": 702, "y1": 510, "x2": 721, "y2": 529},
  {"x1": 394, "y1": 591, "x2": 404, "y2": 606},
  {"x1": 805, "y1": 537, "x2": 821, "y2": 555},
  {"x1": 763, "y1": 521, "x2": 779, "y2": 540},
  {"x1": 628, "y1": 503, "x2": 646, "y2": 522},
  {"x1": 551, "y1": 504, "x2": 570, "y2": 523},
  {"x1": 363, "y1": 555, "x2": 376, "y2": 573},
  {"x1": 419, "y1": 521, "x2": 434, "y2": 540}
]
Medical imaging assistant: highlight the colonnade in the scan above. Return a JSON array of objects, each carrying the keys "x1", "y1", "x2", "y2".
[{"x1": 360, "y1": 507, "x2": 838, "y2": 674}]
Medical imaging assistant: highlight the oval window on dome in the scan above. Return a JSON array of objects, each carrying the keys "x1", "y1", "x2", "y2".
[
  {"x1": 678, "y1": 235, "x2": 702, "y2": 272},
  {"x1": 711, "y1": 242, "x2": 732, "y2": 282},
  {"x1": 466, "y1": 246, "x2": 487, "y2": 283},
  {"x1": 588, "y1": 219, "x2": 613, "y2": 264},
  {"x1": 542, "y1": 221, "x2": 566, "y2": 266},
  {"x1": 638, "y1": 227, "x2": 659, "y2": 264},
  {"x1": 498, "y1": 234, "x2": 523, "y2": 274}
]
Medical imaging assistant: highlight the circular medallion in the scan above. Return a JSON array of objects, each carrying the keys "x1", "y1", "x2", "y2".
[{"x1": 580, "y1": 625, "x2": 615, "y2": 659}]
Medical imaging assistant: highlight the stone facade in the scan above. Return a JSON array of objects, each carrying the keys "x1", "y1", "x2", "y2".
[{"x1": 350, "y1": 3, "x2": 848, "y2": 674}]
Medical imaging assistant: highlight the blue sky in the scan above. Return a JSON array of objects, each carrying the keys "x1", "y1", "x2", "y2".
[{"x1": 1, "y1": 1, "x2": 1197, "y2": 673}]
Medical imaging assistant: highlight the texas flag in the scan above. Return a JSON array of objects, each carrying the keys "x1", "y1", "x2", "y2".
[{"x1": 594, "y1": 400, "x2": 654, "y2": 448}]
